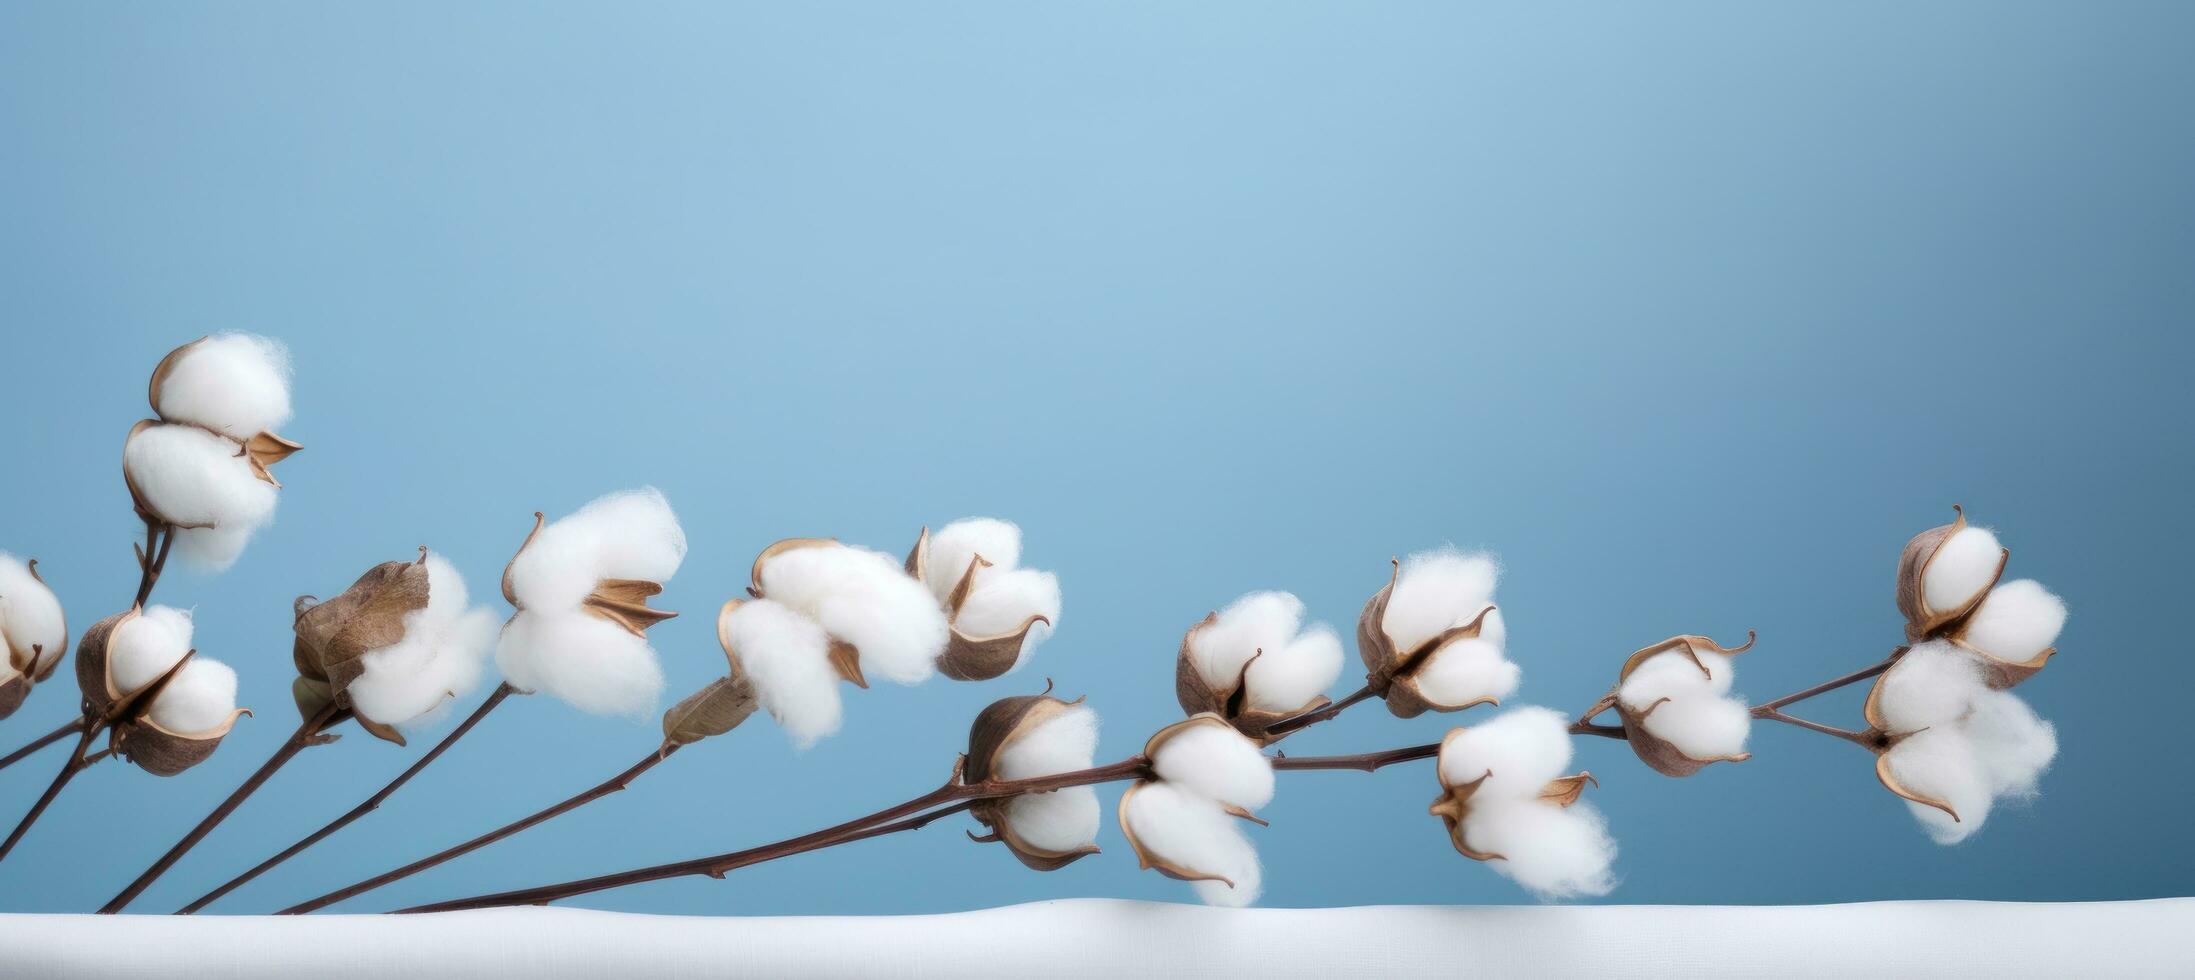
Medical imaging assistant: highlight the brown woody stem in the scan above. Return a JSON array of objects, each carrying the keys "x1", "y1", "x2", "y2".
[
  {"x1": 1750, "y1": 654, "x2": 1900, "y2": 714},
  {"x1": 178, "y1": 684, "x2": 519, "y2": 914},
  {"x1": 0, "y1": 722, "x2": 102, "y2": 864},
  {"x1": 98, "y1": 701, "x2": 350, "y2": 913},
  {"x1": 0, "y1": 715, "x2": 86, "y2": 773},
  {"x1": 131, "y1": 519, "x2": 175, "y2": 611},
  {"x1": 1262, "y1": 684, "x2": 1376, "y2": 737},
  {"x1": 281, "y1": 734, "x2": 686, "y2": 915},
  {"x1": 1752, "y1": 708, "x2": 1885, "y2": 750}
]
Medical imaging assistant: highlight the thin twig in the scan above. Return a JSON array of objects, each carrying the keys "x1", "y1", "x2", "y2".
[
  {"x1": 1750, "y1": 653, "x2": 1901, "y2": 714},
  {"x1": 1262, "y1": 684, "x2": 1376, "y2": 737},
  {"x1": 0, "y1": 716, "x2": 86, "y2": 773},
  {"x1": 1753, "y1": 708, "x2": 1885, "y2": 750},
  {"x1": 0, "y1": 723, "x2": 102, "y2": 863},
  {"x1": 131, "y1": 519, "x2": 174, "y2": 611},
  {"x1": 99, "y1": 701, "x2": 350, "y2": 913},
  {"x1": 179, "y1": 684, "x2": 519, "y2": 914}
]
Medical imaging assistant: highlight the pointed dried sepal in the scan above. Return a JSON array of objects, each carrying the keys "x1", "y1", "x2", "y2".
[
  {"x1": 1615, "y1": 632, "x2": 1757, "y2": 684},
  {"x1": 114, "y1": 709, "x2": 251, "y2": 777},
  {"x1": 1894, "y1": 505, "x2": 2007, "y2": 641},
  {"x1": 583, "y1": 579, "x2": 678, "y2": 638},
  {"x1": 1425, "y1": 771, "x2": 1505, "y2": 862},
  {"x1": 662, "y1": 673, "x2": 758, "y2": 746},
  {"x1": 1355, "y1": 560, "x2": 1503, "y2": 719},
  {"x1": 940, "y1": 614, "x2": 1049, "y2": 682},
  {"x1": 962, "y1": 689, "x2": 1081, "y2": 784},
  {"x1": 293, "y1": 558, "x2": 431, "y2": 700},
  {"x1": 242, "y1": 431, "x2": 303, "y2": 487},
  {"x1": 74, "y1": 608, "x2": 139, "y2": 717},
  {"x1": 500, "y1": 512, "x2": 546, "y2": 607},
  {"x1": 967, "y1": 798, "x2": 1102, "y2": 872},
  {"x1": 355, "y1": 714, "x2": 408, "y2": 747},
  {"x1": 1116, "y1": 781, "x2": 1238, "y2": 887}
]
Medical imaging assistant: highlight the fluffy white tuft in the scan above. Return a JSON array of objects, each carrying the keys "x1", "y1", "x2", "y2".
[
  {"x1": 146, "y1": 656, "x2": 238, "y2": 734},
  {"x1": 1383, "y1": 548, "x2": 1500, "y2": 654},
  {"x1": 1873, "y1": 641, "x2": 1987, "y2": 734},
  {"x1": 1884, "y1": 727, "x2": 1993, "y2": 845},
  {"x1": 953, "y1": 567, "x2": 1062, "y2": 670},
  {"x1": 494, "y1": 611, "x2": 664, "y2": 717},
  {"x1": 123, "y1": 424, "x2": 279, "y2": 570},
  {"x1": 506, "y1": 488, "x2": 687, "y2": 613},
  {"x1": 1461, "y1": 797, "x2": 1618, "y2": 899},
  {"x1": 0, "y1": 553, "x2": 67, "y2": 675},
  {"x1": 1413, "y1": 635, "x2": 1520, "y2": 708},
  {"x1": 759, "y1": 543, "x2": 947, "y2": 685},
  {"x1": 1875, "y1": 645, "x2": 2059, "y2": 844},
  {"x1": 1191, "y1": 591, "x2": 1343, "y2": 713},
  {"x1": 1243, "y1": 624, "x2": 1344, "y2": 714},
  {"x1": 1002, "y1": 785, "x2": 1100, "y2": 855},
  {"x1": 346, "y1": 553, "x2": 499, "y2": 728},
  {"x1": 152, "y1": 333, "x2": 293, "y2": 439},
  {"x1": 720, "y1": 598, "x2": 843, "y2": 747},
  {"x1": 1923, "y1": 525, "x2": 2002, "y2": 615},
  {"x1": 1121, "y1": 781, "x2": 1263, "y2": 907},
  {"x1": 1965, "y1": 689, "x2": 2058, "y2": 799},
  {"x1": 108, "y1": 605, "x2": 195, "y2": 696},
  {"x1": 1619, "y1": 650, "x2": 1736, "y2": 706},
  {"x1": 1961, "y1": 579, "x2": 2066, "y2": 664},
  {"x1": 994, "y1": 703, "x2": 1099, "y2": 781},
  {"x1": 1152, "y1": 722, "x2": 1275, "y2": 812},
  {"x1": 1618, "y1": 649, "x2": 1750, "y2": 758},
  {"x1": 922, "y1": 518, "x2": 1023, "y2": 604},
  {"x1": 1437, "y1": 706, "x2": 1573, "y2": 799}
]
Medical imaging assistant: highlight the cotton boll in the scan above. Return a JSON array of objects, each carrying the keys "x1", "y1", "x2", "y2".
[
  {"x1": 1639, "y1": 696, "x2": 1752, "y2": 759},
  {"x1": 1152, "y1": 722, "x2": 1275, "y2": 811},
  {"x1": 1964, "y1": 690, "x2": 2057, "y2": 797},
  {"x1": 348, "y1": 555, "x2": 498, "y2": 727},
  {"x1": 1412, "y1": 637, "x2": 1520, "y2": 709},
  {"x1": 1618, "y1": 650, "x2": 1733, "y2": 710},
  {"x1": 146, "y1": 657, "x2": 237, "y2": 734},
  {"x1": 994, "y1": 703, "x2": 1098, "y2": 780},
  {"x1": 1874, "y1": 642, "x2": 1986, "y2": 734},
  {"x1": 1437, "y1": 706, "x2": 1573, "y2": 799},
  {"x1": 954, "y1": 567, "x2": 1062, "y2": 667},
  {"x1": 1003, "y1": 785, "x2": 1100, "y2": 854},
  {"x1": 1461, "y1": 798, "x2": 1618, "y2": 900},
  {"x1": 0, "y1": 553, "x2": 66, "y2": 673},
  {"x1": 495, "y1": 611, "x2": 663, "y2": 717},
  {"x1": 1121, "y1": 782, "x2": 1262, "y2": 907},
  {"x1": 1961, "y1": 579, "x2": 2066, "y2": 664},
  {"x1": 1923, "y1": 525, "x2": 2003, "y2": 615},
  {"x1": 507, "y1": 489, "x2": 686, "y2": 611},
  {"x1": 108, "y1": 605, "x2": 195, "y2": 696},
  {"x1": 720, "y1": 599, "x2": 843, "y2": 746},
  {"x1": 758, "y1": 544, "x2": 947, "y2": 685},
  {"x1": 153, "y1": 333, "x2": 293, "y2": 439},
  {"x1": 923, "y1": 518, "x2": 1023, "y2": 603},
  {"x1": 1243, "y1": 624, "x2": 1343, "y2": 714},
  {"x1": 1187, "y1": 591, "x2": 1303, "y2": 691},
  {"x1": 1883, "y1": 728, "x2": 1993, "y2": 844},
  {"x1": 124, "y1": 424, "x2": 278, "y2": 570},
  {"x1": 1383, "y1": 549, "x2": 1500, "y2": 654}
]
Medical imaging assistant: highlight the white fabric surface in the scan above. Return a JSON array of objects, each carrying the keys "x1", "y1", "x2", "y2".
[{"x1": 2, "y1": 897, "x2": 2186, "y2": 978}]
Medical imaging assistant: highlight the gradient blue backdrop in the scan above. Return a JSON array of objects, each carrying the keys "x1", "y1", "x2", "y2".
[{"x1": 1, "y1": 3, "x2": 2188, "y2": 915}]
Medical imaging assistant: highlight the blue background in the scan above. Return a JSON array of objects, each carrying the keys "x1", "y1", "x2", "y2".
[{"x1": 1, "y1": 3, "x2": 2188, "y2": 915}]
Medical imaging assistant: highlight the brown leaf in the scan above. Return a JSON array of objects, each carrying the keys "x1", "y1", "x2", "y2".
[{"x1": 662, "y1": 674, "x2": 758, "y2": 746}]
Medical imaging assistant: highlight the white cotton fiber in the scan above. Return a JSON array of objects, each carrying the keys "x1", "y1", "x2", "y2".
[
  {"x1": 1437, "y1": 706, "x2": 1573, "y2": 799},
  {"x1": 922, "y1": 518, "x2": 1023, "y2": 603},
  {"x1": 994, "y1": 703, "x2": 1098, "y2": 781},
  {"x1": 506, "y1": 488, "x2": 687, "y2": 612},
  {"x1": 347, "y1": 553, "x2": 499, "y2": 728},
  {"x1": 108, "y1": 605, "x2": 195, "y2": 696},
  {"x1": 1873, "y1": 642, "x2": 1986, "y2": 734},
  {"x1": 1961, "y1": 579, "x2": 2066, "y2": 664},
  {"x1": 495, "y1": 611, "x2": 664, "y2": 717},
  {"x1": 153, "y1": 333, "x2": 293, "y2": 439},
  {"x1": 1964, "y1": 690, "x2": 2057, "y2": 797},
  {"x1": 721, "y1": 598, "x2": 843, "y2": 746},
  {"x1": 1639, "y1": 696, "x2": 1752, "y2": 758},
  {"x1": 1461, "y1": 798, "x2": 1618, "y2": 900},
  {"x1": 1152, "y1": 722, "x2": 1275, "y2": 812},
  {"x1": 1383, "y1": 549, "x2": 1500, "y2": 654},
  {"x1": 1883, "y1": 727, "x2": 1994, "y2": 845},
  {"x1": 123, "y1": 424, "x2": 279, "y2": 570},
  {"x1": 1923, "y1": 525, "x2": 2002, "y2": 614},
  {"x1": 1242, "y1": 625, "x2": 1343, "y2": 714},
  {"x1": 1413, "y1": 637, "x2": 1520, "y2": 708},
  {"x1": 0, "y1": 553, "x2": 66, "y2": 673},
  {"x1": 1122, "y1": 781, "x2": 1263, "y2": 907},
  {"x1": 953, "y1": 568, "x2": 1062, "y2": 670},
  {"x1": 1619, "y1": 650, "x2": 1735, "y2": 708},
  {"x1": 146, "y1": 656, "x2": 237, "y2": 734},
  {"x1": 1003, "y1": 785, "x2": 1100, "y2": 854},
  {"x1": 758, "y1": 543, "x2": 947, "y2": 685},
  {"x1": 1187, "y1": 591, "x2": 1303, "y2": 691}
]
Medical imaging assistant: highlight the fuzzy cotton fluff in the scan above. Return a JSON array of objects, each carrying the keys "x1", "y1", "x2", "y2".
[
  {"x1": 108, "y1": 605, "x2": 195, "y2": 696},
  {"x1": 721, "y1": 598, "x2": 843, "y2": 746},
  {"x1": 1875, "y1": 641, "x2": 2059, "y2": 844},
  {"x1": 1151, "y1": 722, "x2": 1276, "y2": 812},
  {"x1": 0, "y1": 554, "x2": 66, "y2": 676},
  {"x1": 1617, "y1": 648, "x2": 1751, "y2": 759},
  {"x1": 1383, "y1": 550, "x2": 1519, "y2": 707},
  {"x1": 496, "y1": 489, "x2": 685, "y2": 717},
  {"x1": 758, "y1": 543, "x2": 948, "y2": 685},
  {"x1": 923, "y1": 518, "x2": 1062, "y2": 671},
  {"x1": 346, "y1": 553, "x2": 499, "y2": 728},
  {"x1": 994, "y1": 703, "x2": 1101, "y2": 855},
  {"x1": 1122, "y1": 781, "x2": 1263, "y2": 907},
  {"x1": 1923, "y1": 524, "x2": 2003, "y2": 614},
  {"x1": 146, "y1": 656, "x2": 237, "y2": 734},
  {"x1": 1960, "y1": 580, "x2": 2067, "y2": 664},
  {"x1": 1437, "y1": 707, "x2": 1618, "y2": 899},
  {"x1": 123, "y1": 424, "x2": 280, "y2": 570},
  {"x1": 152, "y1": 333, "x2": 293, "y2": 440},
  {"x1": 1186, "y1": 591, "x2": 1344, "y2": 714}
]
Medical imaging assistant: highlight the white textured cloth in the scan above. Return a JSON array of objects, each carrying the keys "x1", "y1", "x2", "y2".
[{"x1": 2, "y1": 898, "x2": 2185, "y2": 978}]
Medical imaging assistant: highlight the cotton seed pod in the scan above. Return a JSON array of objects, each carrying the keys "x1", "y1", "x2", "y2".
[
  {"x1": 904, "y1": 527, "x2": 1051, "y2": 682},
  {"x1": 1610, "y1": 632, "x2": 1757, "y2": 777},
  {"x1": 0, "y1": 557, "x2": 69, "y2": 716},
  {"x1": 961, "y1": 690, "x2": 1102, "y2": 871},
  {"x1": 1427, "y1": 765, "x2": 1598, "y2": 862},
  {"x1": 293, "y1": 551, "x2": 431, "y2": 745},
  {"x1": 1857, "y1": 659, "x2": 1966, "y2": 821},
  {"x1": 74, "y1": 608, "x2": 142, "y2": 719},
  {"x1": 147, "y1": 335, "x2": 302, "y2": 480},
  {"x1": 744, "y1": 538, "x2": 869, "y2": 687},
  {"x1": 1895, "y1": 505, "x2": 2007, "y2": 642},
  {"x1": 1172, "y1": 611, "x2": 1330, "y2": 746},
  {"x1": 108, "y1": 651, "x2": 250, "y2": 777},
  {"x1": 661, "y1": 673, "x2": 759, "y2": 747},
  {"x1": 1356, "y1": 560, "x2": 1501, "y2": 719}
]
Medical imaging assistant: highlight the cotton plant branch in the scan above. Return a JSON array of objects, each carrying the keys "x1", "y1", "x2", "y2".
[
  {"x1": 0, "y1": 716, "x2": 85, "y2": 772},
  {"x1": 1745, "y1": 654, "x2": 1900, "y2": 749}
]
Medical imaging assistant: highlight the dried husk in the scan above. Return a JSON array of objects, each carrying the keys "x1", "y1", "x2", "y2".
[
  {"x1": 662, "y1": 673, "x2": 758, "y2": 747},
  {"x1": 1894, "y1": 505, "x2": 2008, "y2": 642},
  {"x1": 1355, "y1": 560, "x2": 1502, "y2": 719},
  {"x1": 293, "y1": 555, "x2": 431, "y2": 738},
  {"x1": 501, "y1": 512, "x2": 680, "y2": 639},
  {"x1": 113, "y1": 710, "x2": 250, "y2": 777},
  {"x1": 146, "y1": 336, "x2": 208, "y2": 413},
  {"x1": 1174, "y1": 611, "x2": 1331, "y2": 745},
  {"x1": 958, "y1": 689, "x2": 1101, "y2": 871},
  {"x1": 74, "y1": 608, "x2": 139, "y2": 717},
  {"x1": 1608, "y1": 632, "x2": 1758, "y2": 777},
  {"x1": 0, "y1": 675, "x2": 27, "y2": 720},
  {"x1": 241, "y1": 431, "x2": 303, "y2": 487},
  {"x1": 1426, "y1": 756, "x2": 1599, "y2": 862},
  {"x1": 904, "y1": 527, "x2": 1049, "y2": 683}
]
